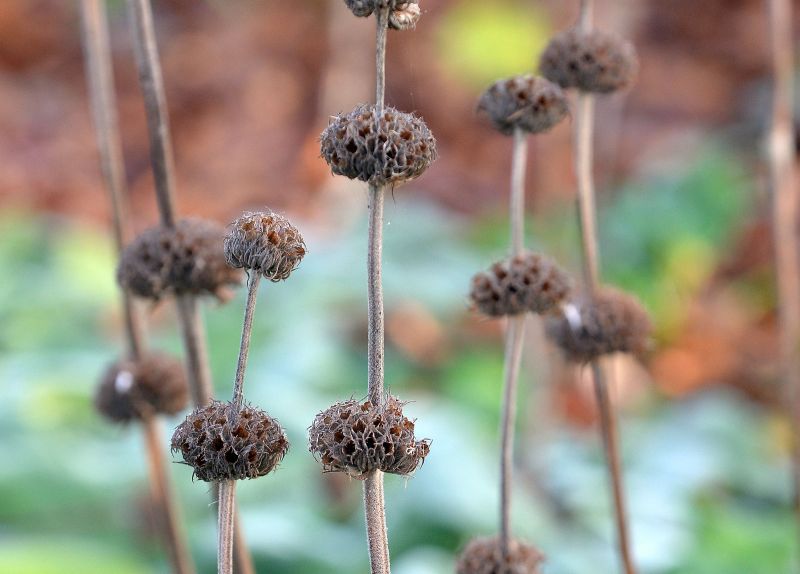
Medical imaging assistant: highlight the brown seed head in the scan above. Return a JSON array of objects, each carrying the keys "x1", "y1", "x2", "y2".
[
  {"x1": 546, "y1": 287, "x2": 652, "y2": 362},
  {"x1": 320, "y1": 104, "x2": 436, "y2": 186},
  {"x1": 95, "y1": 353, "x2": 189, "y2": 423},
  {"x1": 456, "y1": 537, "x2": 544, "y2": 574},
  {"x1": 308, "y1": 396, "x2": 431, "y2": 479},
  {"x1": 470, "y1": 252, "x2": 572, "y2": 317},
  {"x1": 344, "y1": 0, "x2": 422, "y2": 30},
  {"x1": 478, "y1": 75, "x2": 569, "y2": 136},
  {"x1": 117, "y1": 218, "x2": 242, "y2": 301},
  {"x1": 224, "y1": 211, "x2": 306, "y2": 281},
  {"x1": 171, "y1": 401, "x2": 289, "y2": 482},
  {"x1": 539, "y1": 28, "x2": 638, "y2": 93}
]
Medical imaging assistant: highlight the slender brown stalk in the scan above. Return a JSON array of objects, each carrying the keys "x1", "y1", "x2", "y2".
[
  {"x1": 125, "y1": 1, "x2": 253, "y2": 572},
  {"x1": 766, "y1": 0, "x2": 800, "y2": 543},
  {"x1": 572, "y1": 2, "x2": 636, "y2": 573},
  {"x1": 81, "y1": 2, "x2": 194, "y2": 573},
  {"x1": 362, "y1": 7, "x2": 391, "y2": 574},
  {"x1": 232, "y1": 273, "x2": 262, "y2": 409}
]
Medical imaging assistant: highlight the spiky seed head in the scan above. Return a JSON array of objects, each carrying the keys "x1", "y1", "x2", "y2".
[
  {"x1": 223, "y1": 211, "x2": 306, "y2": 281},
  {"x1": 308, "y1": 396, "x2": 431, "y2": 479},
  {"x1": 456, "y1": 537, "x2": 544, "y2": 574},
  {"x1": 470, "y1": 252, "x2": 572, "y2": 317},
  {"x1": 478, "y1": 75, "x2": 569, "y2": 136},
  {"x1": 95, "y1": 353, "x2": 189, "y2": 423},
  {"x1": 546, "y1": 287, "x2": 652, "y2": 362},
  {"x1": 171, "y1": 401, "x2": 289, "y2": 482},
  {"x1": 344, "y1": 1, "x2": 422, "y2": 30},
  {"x1": 539, "y1": 28, "x2": 638, "y2": 93},
  {"x1": 117, "y1": 218, "x2": 242, "y2": 301},
  {"x1": 320, "y1": 104, "x2": 437, "y2": 186}
]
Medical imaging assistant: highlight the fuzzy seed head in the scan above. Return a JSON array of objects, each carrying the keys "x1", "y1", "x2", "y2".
[
  {"x1": 308, "y1": 396, "x2": 431, "y2": 479},
  {"x1": 540, "y1": 28, "x2": 638, "y2": 93},
  {"x1": 117, "y1": 218, "x2": 242, "y2": 301},
  {"x1": 547, "y1": 288, "x2": 652, "y2": 362},
  {"x1": 478, "y1": 75, "x2": 569, "y2": 136},
  {"x1": 344, "y1": 0, "x2": 421, "y2": 30},
  {"x1": 470, "y1": 252, "x2": 572, "y2": 317},
  {"x1": 95, "y1": 353, "x2": 189, "y2": 423},
  {"x1": 320, "y1": 104, "x2": 436, "y2": 186},
  {"x1": 171, "y1": 401, "x2": 288, "y2": 482},
  {"x1": 223, "y1": 211, "x2": 306, "y2": 281},
  {"x1": 456, "y1": 537, "x2": 544, "y2": 574}
]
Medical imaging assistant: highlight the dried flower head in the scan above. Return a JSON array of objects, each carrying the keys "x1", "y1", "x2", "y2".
[
  {"x1": 539, "y1": 28, "x2": 638, "y2": 93},
  {"x1": 171, "y1": 401, "x2": 288, "y2": 482},
  {"x1": 478, "y1": 75, "x2": 569, "y2": 135},
  {"x1": 224, "y1": 211, "x2": 306, "y2": 281},
  {"x1": 320, "y1": 104, "x2": 436, "y2": 186},
  {"x1": 470, "y1": 252, "x2": 572, "y2": 317},
  {"x1": 547, "y1": 288, "x2": 651, "y2": 362},
  {"x1": 344, "y1": 0, "x2": 421, "y2": 30},
  {"x1": 95, "y1": 353, "x2": 189, "y2": 423},
  {"x1": 118, "y1": 218, "x2": 242, "y2": 301},
  {"x1": 456, "y1": 537, "x2": 544, "y2": 574},
  {"x1": 308, "y1": 396, "x2": 431, "y2": 479}
]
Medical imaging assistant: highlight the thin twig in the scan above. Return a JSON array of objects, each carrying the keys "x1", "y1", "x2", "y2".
[
  {"x1": 572, "y1": 2, "x2": 636, "y2": 572},
  {"x1": 363, "y1": 7, "x2": 391, "y2": 574},
  {"x1": 509, "y1": 128, "x2": 528, "y2": 256},
  {"x1": 232, "y1": 273, "x2": 262, "y2": 409},
  {"x1": 126, "y1": 2, "x2": 254, "y2": 572},
  {"x1": 218, "y1": 480, "x2": 237, "y2": 574},
  {"x1": 81, "y1": 3, "x2": 193, "y2": 573},
  {"x1": 767, "y1": 0, "x2": 800, "y2": 546}
]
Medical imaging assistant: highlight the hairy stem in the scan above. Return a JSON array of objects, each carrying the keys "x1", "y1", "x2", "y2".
[
  {"x1": 232, "y1": 273, "x2": 261, "y2": 409},
  {"x1": 126, "y1": 2, "x2": 253, "y2": 572},
  {"x1": 767, "y1": 0, "x2": 800, "y2": 544},
  {"x1": 218, "y1": 480, "x2": 237, "y2": 574},
  {"x1": 81, "y1": 3, "x2": 193, "y2": 573},
  {"x1": 362, "y1": 7, "x2": 391, "y2": 574},
  {"x1": 573, "y1": 3, "x2": 636, "y2": 572}
]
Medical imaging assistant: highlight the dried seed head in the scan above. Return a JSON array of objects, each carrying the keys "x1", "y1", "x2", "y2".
[
  {"x1": 95, "y1": 353, "x2": 189, "y2": 423},
  {"x1": 470, "y1": 252, "x2": 572, "y2": 317},
  {"x1": 308, "y1": 396, "x2": 431, "y2": 479},
  {"x1": 546, "y1": 288, "x2": 652, "y2": 362},
  {"x1": 478, "y1": 75, "x2": 569, "y2": 136},
  {"x1": 344, "y1": 1, "x2": 422, "y2": 30},
  {"x1": 456, "y1": 537, "x2": 544, "y2": 574},
  {"x1": 320, "y1": 104, "x2": 437, "y2": 186},
  {"x1": 171, "y1": 401, "x2": 289, "y2": 482},
  {"x1": 118, "y1": 218, "x2": 242, "y2": 301},
  {"x1": 224, "y1": 211, "x2": 306, "y2": 281},
  {"x1": 539, "y1": 28, "x2": 638, "y2": 93}
]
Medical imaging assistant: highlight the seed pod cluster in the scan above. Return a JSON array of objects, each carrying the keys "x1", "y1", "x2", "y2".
[
  {"x1": 344, "y1": 0, "x2": 421, "y2": 30},
  {"x1": 540, "y1": 28, "x2": 638, "y2": 94},
  {"x1": 224, "y1": 211, "x2": 306, "y2": 281},
  {"x1": 456, "y1": 537, "x2": 544, "y2": 574},
  {"x1": 320, "y1": 104, "x2": 436, "y2": 186},
  {"x1": 547, "y1": 287, "x2": 651, "y2": 362},
  {"x1": 470, "y1": 252, "x2": 572, "y2": 317},
  {"x1": 478, "y1": 75, "x2": 569, "y2": 136},
  {"x1": 95, "y1": 353, "x2": 189, "y2": 423},
  {"x1": 308, "y1": 396, "x2": 431, "y2": 479},
  {"x1": 118, "y1": 218, "x2": 242, "y2": 301},
  {"x1": 171, "y1": 401, "x2": 289, "y2": 482}
]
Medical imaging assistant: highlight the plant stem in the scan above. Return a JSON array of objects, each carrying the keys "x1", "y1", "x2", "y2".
[
  {"x1": 81, "y1": 3, "x2": 193, "y2": 573},
  {"x1": 218, "y1": 480, "x2": 237, "y2": 574},
  {"x1": 232, "y1": 273, "x2": 261, "y2": 409},
  {"x1": 126, "y1": 2, "x2": 253, "y2": 572},
  {"x1": 573, "y1": 2, "x2": 636, "y2": 573},
  {"x1": 362, "y1": 7, "x2": 391, "y2": 574},
  {"x1": 509, "y1": 128, "x2": 528, "y2": 256},
  {"x1": 767, "y1": 0, "x2": 800, "y2": 546}
]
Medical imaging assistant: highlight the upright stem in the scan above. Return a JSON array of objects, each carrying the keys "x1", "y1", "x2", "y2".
[
  {"x1": 363, "y1": 8, "x2": 391, "y2": 574},
  {"x1": 509, "y1": 128, "x2": 528, "y2": 256},
  {"x1": 232, "y1": 273, "x2": 262, "y2": 409},
  {"x1": 767, "y1": 0, "x2": 800, "y2": 545},
  {"x1": 81, "y1": 2, "x2": 193, "y2": 573},
  {"x1": 126, "y1": 2, "x2": 253, "y2": 572},
  {"x1": 218, "y1": 480, "x2": 237, "y2": 574},
  {"x1": 573, "y1": 2, "x2": 636, "y2": 573}
]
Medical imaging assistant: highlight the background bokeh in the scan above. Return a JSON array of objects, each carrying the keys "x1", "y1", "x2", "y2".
[{"x1": 1, "y1": 0, "x2": 799, "y2": 572}]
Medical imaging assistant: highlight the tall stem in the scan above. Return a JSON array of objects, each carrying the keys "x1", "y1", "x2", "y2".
[
  {"x1": 232, "y1": 273, "x2": 261, "y2": 409},
  {"x1": 81, "y1": 2, "x2": 193, "y2": 573},
  {"x1": 509, "y1": 128, "x2": 528, "y2": 256},
  {"x1": 218, "y1": 480, "x2": 237, "y2": 574},
  {"x1": 126, "y1": 2, "x2": 253, "y2": 572},
  {"x1": 572, "y1": 2, "x2": 636, "y2": 572},
  {"x1": 362, "y1": 7, "x2": 391, "y2": 574},
  {"x1": 767, "y1": 0, "x2": 800, "y2": 544}
]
